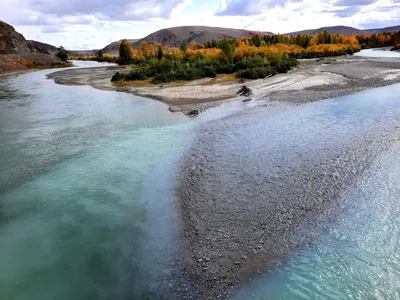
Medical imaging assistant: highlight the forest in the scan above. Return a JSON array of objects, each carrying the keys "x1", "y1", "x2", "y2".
[{"x1": 82, "y1": 30, "x2": 400, "y2": 84}]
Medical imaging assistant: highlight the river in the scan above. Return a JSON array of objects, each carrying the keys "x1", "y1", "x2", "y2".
[{"x1": 0, "y1": 57, "x2": 399, "y2": 299}]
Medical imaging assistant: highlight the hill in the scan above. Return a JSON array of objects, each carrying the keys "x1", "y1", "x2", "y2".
[
  {"x1": 28, "y1": 40, "x2": 59, "y2": 54},
  {"x1": 100, "y1": 39, "x2": 139, "y2": 55},
  {"x1": 365, "y1": 25, "x2": 400, "y2": 34},
  {"x1": 285, "y1": 25, "x2": 400, "y2": 36},
  {"x1": 0, "y1": 21, "x2": 36, "y2": 54},
  {"x1": 0, "y1": 20, "x2": 66, "y2": 74},
  {"x1": 131, "y1": 26, "x2": 273, "y2": 48},
  {"x1": 285, "y1": 26, "x2": 364, "y2": 36}
]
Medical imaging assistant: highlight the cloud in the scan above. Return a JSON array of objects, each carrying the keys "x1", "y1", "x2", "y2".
[
  {"x1": 27, "y1": 0, "x2": 185, "y2": 20},
  {"x1": 1, "y1": 0, "x2": 399, "y2": 50},
  {"x1": 323, "y1": 6, "x2": 361, "y2": 17},
  {"x1": 215, "y1": 0, "x2": 301, "y2": 16},
  {"x1": 333, "y1": 0, "x2": 377, "y2": 6},
  {"x1": 216, "y1": 0, "x2": 266, "y2": 16},
  {"x1": 2, "y1": 0, "x2": 187, "y2": 27}
]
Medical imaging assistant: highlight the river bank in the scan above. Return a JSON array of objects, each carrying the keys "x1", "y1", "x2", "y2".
[
  {"x1": 0, "y1": 54, "x2": 70, "y2": 76},
  {"x1": 47, "y1": 55, "x2": 400, "y2": 115}
]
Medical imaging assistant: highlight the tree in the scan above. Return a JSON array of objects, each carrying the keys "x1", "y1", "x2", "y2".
[
  {"x1": 157, "y1": 46, "x2": 163, "y2": 60},
  {"x1": 97, "y1": 50, "x2": 104, "y2": 58},
  {"x1": 56, "y1": 46, "x2": 68, "y2": 61},
  {"x1": 119, "y1": 39, "x2": 133, "y2": 63},
  {"x1": 218, "y1": 39, "x2": 234, "y2": 61},
  {"x1": 180, "y1": 42, "x2": 187, "y2": 52}
]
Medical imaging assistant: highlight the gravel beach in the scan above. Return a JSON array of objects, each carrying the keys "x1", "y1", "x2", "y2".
[{"x1": 176, "y1": 114, "x2": 400, "y2": 298}]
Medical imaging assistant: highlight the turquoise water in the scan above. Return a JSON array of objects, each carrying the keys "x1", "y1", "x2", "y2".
[
  {"x1": 1, "y1": 63, "x2": 400, "y2": 299},
  {"x1": 0, "y1": 64, "x2": 192, "y2": 299},
  {"x1": 227, "y1": 85, "x2": 400, "y2": 300},
  {"x1": 230, "y1": 145, "x2": 400, "y2": 299}
]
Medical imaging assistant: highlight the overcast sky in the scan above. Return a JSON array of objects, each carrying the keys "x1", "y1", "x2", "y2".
[{"x1": 1, "y1": 0, "x2": 399, "y2": 50}]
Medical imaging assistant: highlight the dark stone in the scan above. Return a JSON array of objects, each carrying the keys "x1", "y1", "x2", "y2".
[
  {"x1": 237, "y1": 85, "x2": 252, "y2": 97},
  {"x1": 188, "y1": 110, "x2": 199, "y2": 117}
]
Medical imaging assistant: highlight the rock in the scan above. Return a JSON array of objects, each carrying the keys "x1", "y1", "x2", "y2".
[
  {"x1": 187, "y1": 110, "x2": 199, "y2": 117},
  {"x1": 239, "y1": 78, "x2": 245, "y2": 83},
  {"x1": 0, "y1": 21, "x2": 34, "y2": 54},
  {"x1": 237, "y1": 85, "x2": 252, "y2": 97},
  {"x1": 242, "y1": 98, "x2": 252, "y2": 102},
  {"x1": 169, "y1": 106, "x2": 182, "y2": 113}
]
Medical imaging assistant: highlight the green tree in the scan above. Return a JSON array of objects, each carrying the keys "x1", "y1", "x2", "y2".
[
  {"x1": 157, "y1": 46, "x2": 163, "y2": 60},
  {"x1": 119, "y1": 39, "x2": 133, "y2": 63},
  {"x1": 97, "y1": 50, "x2": 104, "y2": 58},
  {"x1": 218, "y1": 39, "x2": 234, "y2": 62},
  {"x1": 56, "y1": 46, "x2": 68, "y2": 61},
  {"x1": 180, "y1": 42, "x2": 187, "y2": 52}
]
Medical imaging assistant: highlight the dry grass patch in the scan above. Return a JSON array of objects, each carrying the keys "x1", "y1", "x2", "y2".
[{"x1": 201, "y1": 74, "x2": 238, "y2": 85}]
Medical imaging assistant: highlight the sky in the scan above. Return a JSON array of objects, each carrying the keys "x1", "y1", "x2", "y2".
[{"x1": 1, "y1": 0, "x2": 399, "y2": 50}]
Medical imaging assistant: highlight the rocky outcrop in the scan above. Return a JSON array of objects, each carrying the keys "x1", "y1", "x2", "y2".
[
  {"x1": 0, "y1": 21, "x2": 35, "y2": 54},
  {"x1": 0, "y1": 20, "x2": 67, "y2": 74}
]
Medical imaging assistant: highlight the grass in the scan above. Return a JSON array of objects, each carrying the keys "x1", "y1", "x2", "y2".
[{"x1": 200, "y1": 74, "x2": 238, "y2": 85}]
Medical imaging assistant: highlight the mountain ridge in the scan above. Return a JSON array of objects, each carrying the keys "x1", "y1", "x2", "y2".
[
  {"x1": 24, "y1": 23, "x2": 400, "y2": 56},
  {"x1": 285, "y1": 25, "x2": 400, "y2": 36}
]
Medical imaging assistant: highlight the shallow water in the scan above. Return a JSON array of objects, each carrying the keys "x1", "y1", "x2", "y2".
[
  {"x1": 354, "y1": 48, "x2": 400, "y2": 58},
  {"x1": 226, "y1": 85, "x2": 400, "y2": 299},
  {"x1": 0, "y1": 63, "x2": 192, "y2": 299},
  {"x1": 230, "y1": 144, "x2": 400, "y2": 299},
  {"x1": 1, "y1": 63, "x2": 400, "y2": 299}
]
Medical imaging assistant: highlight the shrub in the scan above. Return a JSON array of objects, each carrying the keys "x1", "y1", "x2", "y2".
[
  {"x1": 236, "y1": 67, "x2": 277, "y2": 79},
  {"x1": 111, "y1": 72, "x2": 123, "y2": 82},
  {"x1": 200, "y1": 65, "x2": 217, "y2": 78},
  {"x1": 57, "y1": 46, "x2": 68, "y2": 61}
]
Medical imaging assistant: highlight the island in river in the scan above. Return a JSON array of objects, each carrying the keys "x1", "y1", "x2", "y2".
[{"x1": 44, "y1": 51, "x2": 400, "y2": 298}]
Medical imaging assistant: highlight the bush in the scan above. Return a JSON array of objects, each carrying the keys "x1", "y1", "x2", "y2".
[
  {"x1": 234, "y1": 56, "x2": 266, "y2": 71},
  {"x1": 200, "y1": 65, "x2": 217, "y2": 78},
  {"x1": 215, "y1": 63, "x2": 235, "y2": 74},
  {"x1": 57, "y1": 46, "x2": 68, "y2": 61},
  {"x1": 152, "y1": 73, "x2": 174, "y2": 83},
  {"x1": 236, "y1": 67, "x2": 277, "y2": 79},
  {"x1": 111, "y1": 72, "x2": 123, "y2": 82}
]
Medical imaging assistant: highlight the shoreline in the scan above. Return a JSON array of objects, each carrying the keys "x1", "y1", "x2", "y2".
[
  {"x1": 0, "y1": 54, "x2": 71, "y2": 77},
  {"x1": 47, "y1": 55, "x2": 400, "y2": 115}
]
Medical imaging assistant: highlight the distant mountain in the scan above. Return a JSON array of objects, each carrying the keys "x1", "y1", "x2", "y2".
[
  {"x1": 67, "y1": 49, "x2": 98, "y2": 56},
  {"x1": 364, "y1": 25, "x2": 400, "y2": 34},
  {"x1": 131, "y1": 26, "x2": 273, "y2": 48},
  {"x1": 100, "y1": 39, "x2": 139, "y2": 55},
  {"x1": 285, "y1": 25, "x2": 400, "y2": 36},
  {"x1": 285, "y1": 26, "x2": 363, "y2": 36}
]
